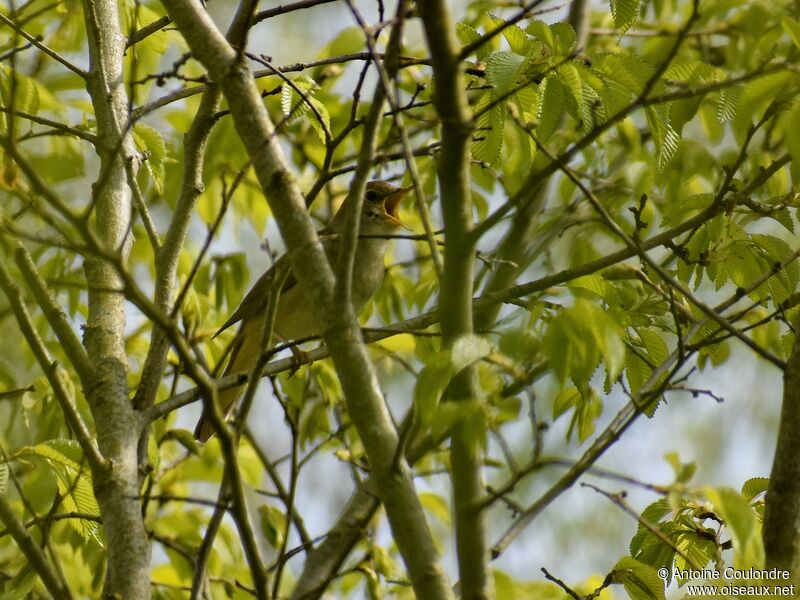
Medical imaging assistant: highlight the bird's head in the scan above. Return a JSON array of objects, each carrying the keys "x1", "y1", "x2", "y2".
[{"x1": 360, "y1": 180, "x2": 412, "y2": 234}]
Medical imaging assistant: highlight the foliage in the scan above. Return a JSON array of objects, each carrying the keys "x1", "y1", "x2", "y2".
[{"x1": 0, "y1": 0, "x2": 799, "y2": 597}]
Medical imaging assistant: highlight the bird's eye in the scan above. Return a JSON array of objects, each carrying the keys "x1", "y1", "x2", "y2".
[{"x1": 365, "y1": 190, "x2": 378, "y2": 202}]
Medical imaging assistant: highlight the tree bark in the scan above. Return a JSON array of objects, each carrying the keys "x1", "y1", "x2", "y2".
[
  {"x1": 80, "y1": 0, "x2": 150, "y2": 597},
  {"x1": 417, "y1": 1, "x2": 491, "y2": 598},
  {"x1": 157, "y1": 2, "x2": 453, "y2": 597},
  {"x1": 764, "y1": 318, "x2": 800, "y2": 585}
]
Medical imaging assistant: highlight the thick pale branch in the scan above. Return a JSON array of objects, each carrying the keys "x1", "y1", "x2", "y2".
[
  {"x1": 417, "y1": 1, "x2": 489, "y2": 598},
  {"x1": 159, "y1": 1, "x2": 453, "y2": 596}
]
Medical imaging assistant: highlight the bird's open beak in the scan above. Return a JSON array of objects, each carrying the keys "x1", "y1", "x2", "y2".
[{"x1": 384, "y1": 186, "x2": 413, "y2": 230}]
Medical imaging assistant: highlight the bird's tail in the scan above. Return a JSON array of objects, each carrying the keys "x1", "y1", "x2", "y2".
[
  {"x1": 194, "y1": 318, "x2": 263, "y2": 441},
  {"x1": 193, "y1": 384, "x2": 244, "y2": 442}
]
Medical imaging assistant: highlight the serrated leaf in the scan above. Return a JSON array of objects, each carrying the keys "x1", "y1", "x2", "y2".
[
  {"x1": 0, "y1": 68, "x2": 40, "y2": 116},
  {"x1": 639, "y1": 329, "x2": 669, "y2": 366},
  {"x1": 18, "y1": 440, "x2": 102, "y2": 542},
  {"x1": 307, "y1": 97, "x2": 331, "y2": 142},
  {"x1": 645, "y1": 105, "x2": 679, "y2": 171},
  {"x1": 674, "y1": 530, "x2": 717, "y2": 573},
  {"x1": 664, "y1": 451, "x2": 696, "y2": 483},
  {"x1": 526, "y1": 21, "x2": 555, "y2": 50},
  {"x1": 0, "y1": 462, "x2": 7, "y2": 493},
  {"x1": 414, "y1": 357, "x2": 453, "y2": 429},
  {"x1": 538, "y1": 74, "x2": 567, "y2": 142},
  {"x1": 134, "y1": 123, "x2": 167, "y2": 194},
  {"x1": 613, "y1": 556, "x2": 666, "y2": 600},
  {"x1": 567, "y1": 273, "x2": 609, "y2": 298},
  {"x1": 473, "y1": 91, "x2": 505, "y2": 164},
  {"x1": 717, "y1": 84, "x2": 742, "y2": 123},
  {"x1": 556, "y1": 63, "x2": 583, "y2": 120},
  {"x1": 488, "y1": 14, "x2": 529, "y2": 55},
  {"x1": 734, "y1": 72, "x2": 794, "y2": 138},
  {"x1": 551, "y1": 22, "x2": 577, "y2": 55},
  {"x1": 485, "y1": 51, "x2": 526, "y2": 95},
  {"x1": 741, "y1": 477, "x2": 769, "y2": 501},
  {"x1": 543, "y1": 299, "x2": 625, "y2": 389},
  {"x1": 457, "y1": 22, "x2": 483, "y2": 57},
  {"x1": 663, "y1": 61, "x2": 723, "y2": 83},
  {"x1": 610, "y1": 0, "x2": 641, "y2": 33}
]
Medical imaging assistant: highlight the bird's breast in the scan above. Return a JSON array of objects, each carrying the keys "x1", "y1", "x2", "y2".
[{"x1": 350, "y1": 238, "x2": 388, "y2": 309}]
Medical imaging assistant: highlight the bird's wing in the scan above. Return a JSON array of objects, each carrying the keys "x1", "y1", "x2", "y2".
[{"x1": 213, "y1": 254, "x2": 297, "y2": 337}]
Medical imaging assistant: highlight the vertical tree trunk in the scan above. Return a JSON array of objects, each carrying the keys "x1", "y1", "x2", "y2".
[
  {"x1": 764, "y1": 319, "x2": 800, "y2": 585},
  {"x1": 417, "y1": 2, "x2": 491, "y2": 598},
  {"x1": 80, "y1": 0, "x2": 150, "y2": 597}
]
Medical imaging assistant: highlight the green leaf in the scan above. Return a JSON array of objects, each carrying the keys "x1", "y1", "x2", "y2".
[
  {"x1": 613, "y1": 556, "x2": 666, "y2": 600},
  {"x1": 786, "y1": 101, "x2": 800, "y2": 172},
  {"x1": 420, "y1": 492, "x2": 451, "y2": 525},
  {"x1": 543, "y1": 298, "x2": 625, "y2": 389},
  {"x1": 485, "y1": 51, "x2": 526, "y2": 95},
  {"x1": 307, "y1": 97, "x2": 331, "y2": 143},
  {"x1": 664, "y1": 60, "x2": 724, "y2": 83},
  {"x1": 0, "y1": 67, "x2": 40, "y2": 116},
  {"x1": 552, "y1": 386, "x2": 602, "y2": 442},
  {"x1": 741, "y1": 477, "x2": 769, "y2": 501},
  {"x1": 413, "y1": 335, "x2": 493, "y2": 429},
  {"x1": 451, "y1": 334, "x2": 494, "y2": 371},
  {"x1": 567, "y1": 273, "x2": 610, "y2": 299},
  {"x1": 610, "y1": 0, "x2": 641, "y2": 33},
  {"x1": 781, "y1": 16, "x2": 800, "y2": 49},
  {"x1": 473, "y1": 91, "x2": 505, "y2": 164},
  {"x1": 664, "y1": 451, "x2": 696, "y2": 483},
  {"x1": 415, "y1": 354, "x2": 456, "y2": 429},
  {"x1": 494, "y1": 569, "x2": 566, "y2": 599},
  {"x1": 488, "y1": 14, "x2": 529, "y2": 55},
  {"x1": 318, "y1": 26, "x2": 364, "y2": 58},
  {"x1": 551, "y1": 22, "x2": 577, "y2": 55},
  {"x1": 134, "y1": 123, "x2": 167, "y2": 194},
  {"x1": 538, "y1": 74, "x2": 567, "y2": 142},
  {"x1": 163, "y1": 428, "x2": 200, "y2": 455},
  {"x1": 19, "y1": 439, "x2": 102, "y2": 543},
  {"x1": 717, "y1": 84, "x2": 742, "y2": 123},
  {"x1": 555, "y1": 63, "x2": 583, "y2": 120},
  {"x1": 0, "y1": 461, "x2": 7, "y2": 493},
  {"x1": 258, "y1": 504, "x2": 286, "y2": 549},
  {"x1": 5, "y1": 567, "x2": 38, "y2": 600},
  {"x1": 734, "y1": 72, "x2": 794, "y2": 139},
  {"x1": 525, "y1": 21, "x2": 555, "y2": 51},
  {"x1": 645, "y1": 105, "x2": 679, "y2": 171},
  {"x1": 457, "y1": 22, "x2": 485, "y2": 58},
  {"x1": 705, "y1": 487, "x2": 764, "y2": 568},
  {"x1": 553, "y1": 386, "x2": 581, "y2": 419}
]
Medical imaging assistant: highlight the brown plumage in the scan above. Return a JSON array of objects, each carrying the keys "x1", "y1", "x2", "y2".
[{"x1": 194, "y1": 181, "x2": 411, "y2": 441}]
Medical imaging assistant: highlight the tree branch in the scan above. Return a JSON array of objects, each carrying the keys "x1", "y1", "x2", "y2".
[
  {"x1": 417, "y1": 1, "x2": 490, "y2": 598},
  {"x1": 159, "y1": 1, "x2": 454, "y2": 596}
]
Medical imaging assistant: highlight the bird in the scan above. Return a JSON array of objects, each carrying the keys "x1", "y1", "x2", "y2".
[{"x1": 194, "y1": 180, "x2": 411, "y2": 441}]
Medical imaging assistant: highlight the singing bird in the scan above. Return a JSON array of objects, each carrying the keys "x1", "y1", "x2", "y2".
[{"x1": 194, "y1": 180, "x2": 411, "y2": 441}]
